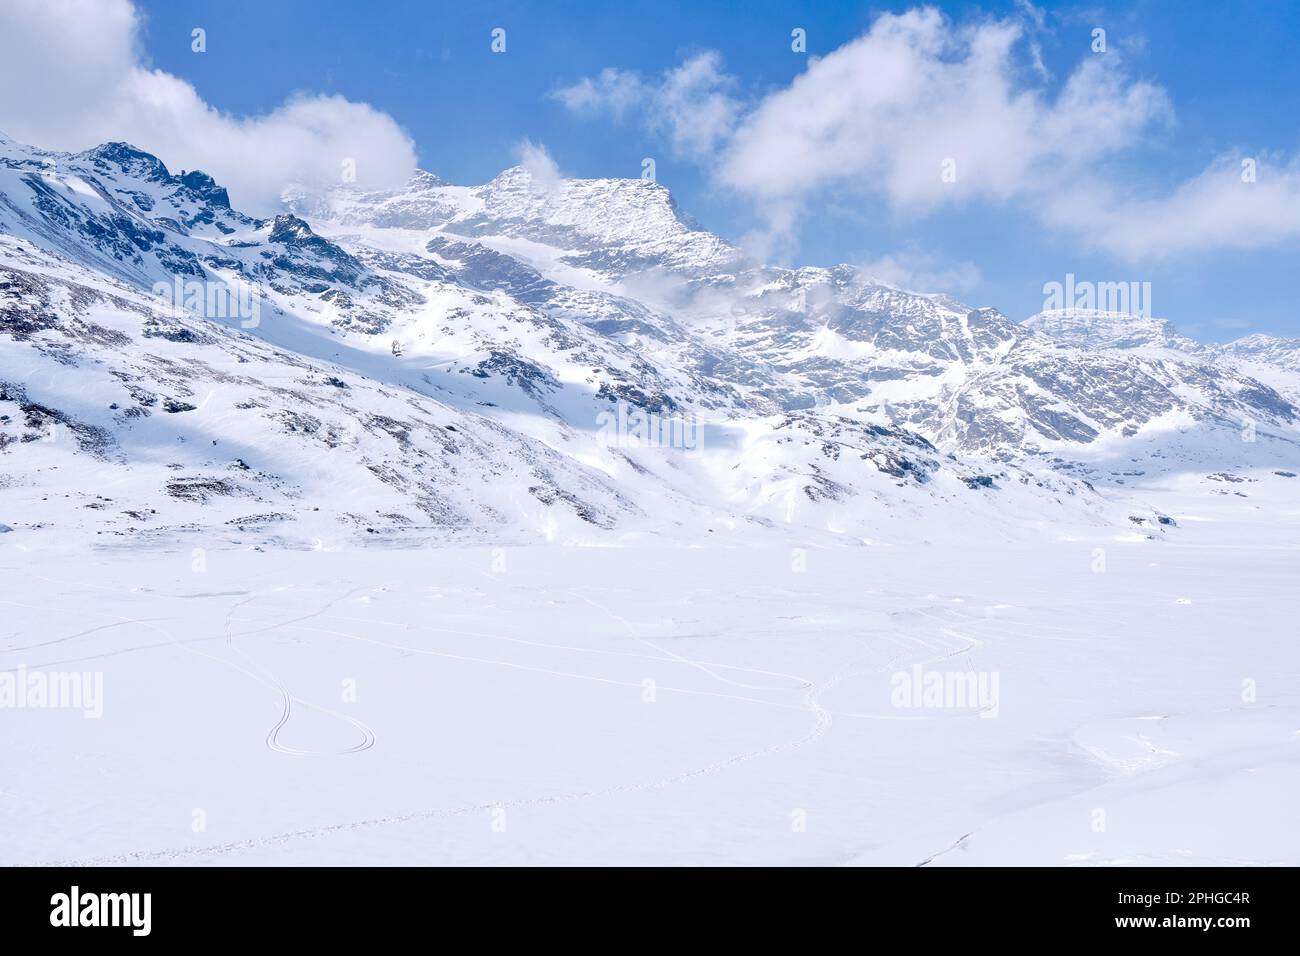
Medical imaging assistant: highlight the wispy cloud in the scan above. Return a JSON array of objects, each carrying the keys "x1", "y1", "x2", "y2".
[
  {"x1": 857, "y1": 250, "x2": 984, "y2": 293},
  {"x1": 550, "y1": 51, "x2": 740, "y2": 161},
  {"x1": 1042, "y1": 154, "x2": 1300, "y2": 260},
  {"x1": 515, "y1": 138, "x2": 562, "y2": 193},
  {"x1": 549, "y1": 68, "x2": 646, "y2": 121}
]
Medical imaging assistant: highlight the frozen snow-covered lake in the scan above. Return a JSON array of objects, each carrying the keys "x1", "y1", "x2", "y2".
[{"x1": 3, "y1": 496, "x2": 1296, "y2": 867}]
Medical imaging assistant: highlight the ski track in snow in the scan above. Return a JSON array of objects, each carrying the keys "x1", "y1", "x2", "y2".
[
  {"x1": 13, "y1": 568, "x2": 995, "y2": 866},
  {"x1": 6, "y1": 538, "x2": 1294, "y2": 867},
  {"x1": 218, "y1": 593, "x2": 377, "y2": 757}
]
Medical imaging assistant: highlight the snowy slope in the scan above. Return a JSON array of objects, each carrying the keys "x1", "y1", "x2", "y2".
[
  {"x1": 0, "y1": 237, "x2": 653, "y2": 546},
  {"x1": 1, "y1": 137, "x2": 1141, "y2": 545}
]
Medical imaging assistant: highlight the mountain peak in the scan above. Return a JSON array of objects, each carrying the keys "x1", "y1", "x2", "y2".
[
  {"x1": 1229, "y1": 332, "x2": 1300, "y2": 349},
  {"x1": 1219, "y1": 332, "x2": 1300, "y2": 371},
  {"x1": 82, "y1": 141, "x2": 172, "y2": 183},
  {"x1": 177, "y1": 169, "x2": 230, "y2": 209},
  {"x1": 1021, "y1": 309, "x2": 1198, "y2": 352},
  {"x1": 407, "y1": 168, "x2": 445, "y2": 190},
  {"x1": 268, "y1": 213, "x2": 317, "y2": 243},
  {"x1": 456, "y1": 166, "x2": 736, "y2": 280}
]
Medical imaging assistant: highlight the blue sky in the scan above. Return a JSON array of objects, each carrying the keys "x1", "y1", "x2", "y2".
[{"x1": 48, "y1": 2, "x2": 1300, "y2": 338}]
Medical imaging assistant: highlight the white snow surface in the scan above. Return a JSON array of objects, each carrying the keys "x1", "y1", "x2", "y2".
[
  {"x1": 3, "y1": 479, "x2": 1296, "y2": 866},
  {"x1": 2, "y1": 136, "x2": 1299, "y2": 865}
]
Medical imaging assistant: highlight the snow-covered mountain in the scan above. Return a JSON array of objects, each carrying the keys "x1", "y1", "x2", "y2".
[
  {"x1": 1218, "y1": 332, "x2": 1300, "y2": 371},
  {"x1": 1020, "y1": 309, "x2": 1200, "y2": 351},
  {"x1": 3, "y1": 134, "x2": 1298, "y2": 545}
]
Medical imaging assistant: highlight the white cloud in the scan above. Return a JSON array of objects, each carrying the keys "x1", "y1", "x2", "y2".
[
  {"x1": 515, "y1": 138, "x2": 562, "y2": 193},
  {"x1": 717, "y1": 9, "x2": 1169, "y2": 215},
  {"x1": 549, "y1": 68, "x2": 646, "y2": 120},
  {"x1": 0, "y1": 0, "x2": 416, "y2": 214},
  {"x1": 1042, "y1": 156, "x2": 1300, "y2": 260},
  {"x1": 551, "y1": 52, "x2": 739, "y2": 162},
  {"x1": 650, "y1": 53, "x2": 740, "y2": 160}
]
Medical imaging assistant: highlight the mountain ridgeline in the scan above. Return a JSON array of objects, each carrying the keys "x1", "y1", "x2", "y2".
[{"x1": 2, "y1": 135, "x2": 1297, "y2": 545}]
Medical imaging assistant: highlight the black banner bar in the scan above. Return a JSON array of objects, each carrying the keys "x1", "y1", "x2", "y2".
[{"x1": 0, "y1": 866, "x2": 1287, "y2": 943}]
